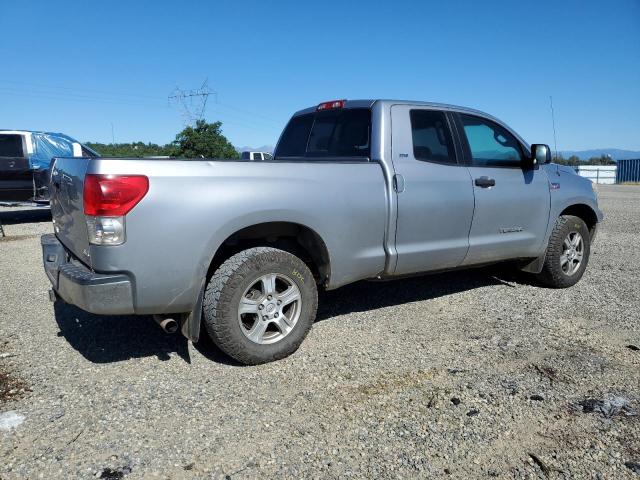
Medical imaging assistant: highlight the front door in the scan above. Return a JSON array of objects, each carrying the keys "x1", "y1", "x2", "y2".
[
  {"x1": 390, "y1": 105, "x2": 475, "y2": 275},
  {"x1": 454, "y1": 113, "x2": 551, "y2": 265}
]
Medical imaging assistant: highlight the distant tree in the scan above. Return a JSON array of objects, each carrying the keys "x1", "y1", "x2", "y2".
[
  {"x1": 586, "y1": 155, "x2": 616, "y2": 165},
  {"x1": 552, "y1": 153, "x2": 614, "y2": 166},
  {"x1": 171, "y1": 120, "x2": 238, "y2": 159},
  {"x1": 552, "y1": 154, "x2": 578, "y2": 166},
  {"x1": 85, "y1": 142, "x2": 172, "y2": 157},
  {"x1": 85, "y1": 120, "x2": 238, "y2": 159},
  {"x1": 566, "y1": 155, "x2": 581, "y2": 166}
]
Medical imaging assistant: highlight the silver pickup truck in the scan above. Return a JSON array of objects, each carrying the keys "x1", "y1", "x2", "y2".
[{"x1": 42, "y1": 99, "x2": 603, "y2": 364}]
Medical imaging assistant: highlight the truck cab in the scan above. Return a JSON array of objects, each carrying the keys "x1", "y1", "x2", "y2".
[{"x1": 0, "y1": 130, "x2": 98, "y2": 203}]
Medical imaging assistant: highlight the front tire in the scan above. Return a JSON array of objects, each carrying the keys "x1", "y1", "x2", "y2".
[
  {"x1": 203, "y1": 247, "x2": 318, "y2": 365},
  {"x1": 535, "y1": 215, "x2": 591, "y2": 288}
]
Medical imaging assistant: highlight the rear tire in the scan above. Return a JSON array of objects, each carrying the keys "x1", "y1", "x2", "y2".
[
  {"x1": 535, "y1": 215, "x2": 591, "y2": 288},
  {"x1": 203, "y1": 247, "x2": 318, "y2": 365}
]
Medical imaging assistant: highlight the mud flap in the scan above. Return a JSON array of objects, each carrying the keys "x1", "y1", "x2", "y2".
[
  {"x1": 181, "y1": 281, "x2": 205, "y2": 342},
  {"x1": 520, "y1": 253, "x2": 546, "y2": 274}
]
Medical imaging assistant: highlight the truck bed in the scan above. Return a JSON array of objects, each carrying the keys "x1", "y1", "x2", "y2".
[{"x1": 49, "y1": 156, "x2": 391, "y2": 315}]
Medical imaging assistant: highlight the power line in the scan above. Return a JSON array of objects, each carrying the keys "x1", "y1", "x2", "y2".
[
  {"x1": 215, "y1": 101, "x2": 282, "y2": 125},
  {"x1": 0, "y1": 81, "x2": 285, "y2": 135},
  {"x1": 0, "y1": 79, "x2": 161, "y2": 101},
  {"x1": 0, "y1": 87, "x2": 168, "y2": 109},
  {"x1": 0, "y1": 87, "x2": 281, "y2": 135},
  {"x1": 0, "y1": 79, "x2": 285, "y2": 127}
]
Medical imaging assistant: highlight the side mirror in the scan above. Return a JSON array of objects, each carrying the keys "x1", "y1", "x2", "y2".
[{"x1": 531, "y1": 144, "x2": 551, "y2": 166}]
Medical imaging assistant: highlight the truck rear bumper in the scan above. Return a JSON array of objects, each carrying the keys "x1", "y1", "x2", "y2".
[{"x1": 41, "y1": 233, "x2": 135, "y2": 315}]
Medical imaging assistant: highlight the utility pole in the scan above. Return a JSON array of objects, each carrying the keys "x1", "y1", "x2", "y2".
[
  {"x1": 168, "y1": 79, "x2": 216, "y2": 126},
  {"x1": 110, "y1": 122, "x2": 115, "y2": 144}
]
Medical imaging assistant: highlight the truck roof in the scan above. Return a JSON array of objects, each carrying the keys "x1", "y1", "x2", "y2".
[
  {"x1": 292, "y1": 99, "x2": 494, "y2": 118},
  {"x1": 0, "y1": 130, "x2": 80, "y2": 143},
  {"x1": 291, "y1": 99, "x2": 529, "y2": 150}
]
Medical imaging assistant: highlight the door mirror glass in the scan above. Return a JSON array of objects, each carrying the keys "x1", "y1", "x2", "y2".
[{"x1": 531, "y1": 144, "x2": 551, "y2": 166}]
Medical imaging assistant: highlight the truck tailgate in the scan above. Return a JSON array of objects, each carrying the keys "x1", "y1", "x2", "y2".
[{"x1": 49, "y1": 157, "x2": 92, "y2": 266}]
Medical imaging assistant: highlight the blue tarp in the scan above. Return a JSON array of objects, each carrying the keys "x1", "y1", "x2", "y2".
[{"x1": 29, "y1": 132, "x2": 78, "y2": 170}]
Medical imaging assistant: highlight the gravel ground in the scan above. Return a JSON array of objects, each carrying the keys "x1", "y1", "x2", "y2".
[{"x1": 0, "y1": 186, "x2": 639, "y2": 479}]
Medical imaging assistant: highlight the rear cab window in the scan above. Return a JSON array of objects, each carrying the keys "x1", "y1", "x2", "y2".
[
  {"x1": 81, "y1": 145, "x2": 99, "y2": 158},
  {"x1": 0, "y1": 134, "x2": 25, "y2": 158},
  {"x1": 275, "y1": 108, "x2": 371, "y2": 160}
]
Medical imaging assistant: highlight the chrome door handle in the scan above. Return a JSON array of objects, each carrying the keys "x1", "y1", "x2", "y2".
[{"x1": 475, "y1": 176, "x2": 496, "y2": 188}]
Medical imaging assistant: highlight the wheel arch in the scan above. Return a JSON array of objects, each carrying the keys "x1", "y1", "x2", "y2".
[
  {"x1": 206, "y1": 221, "x2": 332, "y2": 287},
  {"x1": 559, "y1": 203, "x2": 599, "y2": 238},
  {"x1": 522, "y1": 201, "x2": 600, "y2": 275}
]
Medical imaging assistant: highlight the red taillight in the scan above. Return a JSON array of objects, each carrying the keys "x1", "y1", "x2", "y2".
[
  {"x1": 84, "y1": 174, "x2": 149, "y2": 216},
  {"x1": 317, "y1": 99, "x2": 345, "y2": 111}
]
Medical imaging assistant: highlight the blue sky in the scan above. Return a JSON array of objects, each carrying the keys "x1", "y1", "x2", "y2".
[{"x1": 1, "y1": 0, "x2": 639, "y2": 150}]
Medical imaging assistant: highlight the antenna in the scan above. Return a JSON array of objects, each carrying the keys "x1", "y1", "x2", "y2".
[
  {"x1": 549, "y1": 96, "x2": 558, "y2": 160},
  {"x1": 168, "y1": 79, "x2": 217, "y2": 126}
]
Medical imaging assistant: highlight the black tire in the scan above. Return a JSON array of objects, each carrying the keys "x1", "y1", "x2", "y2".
[
  {"x1": 535, "y1": 215, "x2": 591, "y2": 288},
  {"x1": 203, "y1": 247, "x2": 318, "y2": 365}
]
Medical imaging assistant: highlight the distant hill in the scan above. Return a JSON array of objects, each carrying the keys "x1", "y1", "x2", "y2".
[
  {"x1": 560, "y1": 149, "x2": 640, "y2": 161},
  {"x1": 236, "y1": 145, "x2": 275, "y2": 154}
]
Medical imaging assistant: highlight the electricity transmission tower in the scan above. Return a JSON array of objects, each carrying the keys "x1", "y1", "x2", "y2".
[{"x1": 168, "y1": 79, "x2": 216, "y2": 126}]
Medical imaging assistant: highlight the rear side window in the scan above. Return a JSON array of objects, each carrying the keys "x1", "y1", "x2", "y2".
[
  {"x1": 409, "y1": 110, "x2": 456, "y2": 164},
  {"x1": 275, "y1": 114, "x2": 314, "y2": 157},
  {"x1": 459, "y1": 114, "x2": 523, "y2": 167},
  {"x1": 307, "y1": 109, "x2": 370, "y2": 157},
  {"x1": 275, "y1": 109, "x2": 371, "y2": 159},
  {"x1": 0, "y1": 134, "x2": 24, "y2": 157}
]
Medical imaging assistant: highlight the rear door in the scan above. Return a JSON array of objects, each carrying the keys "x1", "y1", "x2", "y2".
[
  {"x1": 454, "y1": 113, "x2": 550, "y2": 265},
  {"x1": 390, "y1": 105, "x2": 475, "y2": 274},
  {"x1": 0, "y1": 133, "x2": 33, "y2": 202}
]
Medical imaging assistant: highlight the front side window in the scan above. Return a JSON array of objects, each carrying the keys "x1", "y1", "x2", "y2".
[
  {"x1": 460, "y1": 114, "x2": 523, "y2": 167},
  {"x1": 275, "y1": 108, "x2": 370, "y2": 159},
  {"x1": 409, "y1": 110, "x2": 456, "y2": 164}
]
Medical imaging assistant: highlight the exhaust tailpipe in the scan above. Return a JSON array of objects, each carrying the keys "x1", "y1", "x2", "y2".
[{"x1": 153, "y1": 315, "x2": 179, "y2": 334}]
